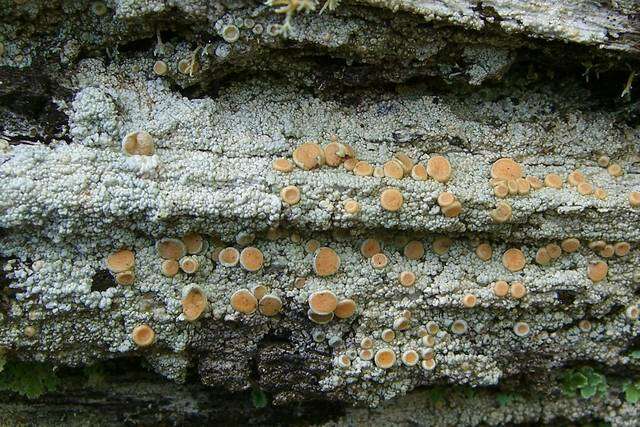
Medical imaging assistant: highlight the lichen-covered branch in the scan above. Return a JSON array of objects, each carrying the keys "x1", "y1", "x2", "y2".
[{"x1": 0, "y1": 0, "x2": 639, "y2": 425}]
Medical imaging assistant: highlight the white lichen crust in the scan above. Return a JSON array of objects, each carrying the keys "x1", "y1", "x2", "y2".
[{"x1": 0, "y1": 0, "x2": 639, "y2": 423}]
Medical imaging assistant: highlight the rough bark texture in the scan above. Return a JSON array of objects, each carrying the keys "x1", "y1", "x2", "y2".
[{"x1": 0, "y1": 0, "x2": 639, "y2": 425}]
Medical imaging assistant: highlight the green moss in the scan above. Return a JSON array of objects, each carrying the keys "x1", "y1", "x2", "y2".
[
  {"x1": 251, "y1": 387, "x2": 268, "y2": 409},
  {"x1": 560, "y1": 368, "x2": 607, "y2": 399},
  {"x1": 628, "y1": 349, "x2": 640, "y2": 359},
  {"x1": 496, "y1": 392, "x2": 519, "y2": 407},
  {"x1": 622, "y1": 381, "x2": 640, "y2": 404},
  {"x1": 0, "y1": 360, "x2": 59, "y2": 399},
  {"x1": 83, "y1": 363, "x2": 106, "y2": 388},
  {"x1": 425, "y1": 386, "x2": 446, "y2": 405}
]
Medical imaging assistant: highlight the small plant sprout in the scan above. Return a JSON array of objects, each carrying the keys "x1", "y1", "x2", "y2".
[
  {"x1": 132, "y1": 324, "x2": 155, "y2": 347},
  {"x1": 319, "y1": 0, "x2": 340, "y2": 14},
  {"x1": 122, "y1": 131, "x2": 155, "y2": 156},
  {"x1": 476, "y1": 243, "x2": 492, "y2": 261},
  {"x1": 313, "y1": 247, "x2": 340, "y2": 276},
  {"x1": 251, "y1": 387, "x2": 268, "y2": 408},
  {"x1": 156, "y1": 238, "x2": 186, "y2": 260},
  {"x1": 106, "y1": 249, "x2": 134, "y2": 273},
  {"x1": 181, "y1": 285, "x2": 208, "y2": 321},
  {"x1": 280, "y1": 185, "x2": 301, "y2": 205},
  {"x1": 374, "y1": 348, "x2": 396, "y2": 369},
  {"x1": 308, "y1": 290, "x2": 338, "y2": 315},
  {"x1": 334, "y1": 299, "x2": 356, "y2": 319},
  {"x1": 259, "y1": 294, "x2": 283, "y2": 316},
  {"x1": 426, "y1": 155, "x2": 452, "y2": 183},
  {"x1": 264, "y1": 0, "x2": 317, "y2": 37}
]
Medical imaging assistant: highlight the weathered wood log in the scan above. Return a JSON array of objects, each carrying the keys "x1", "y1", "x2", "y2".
[{"x1": 0, "y1": 0, "x2": 639, "y2": 425}]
